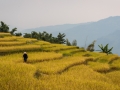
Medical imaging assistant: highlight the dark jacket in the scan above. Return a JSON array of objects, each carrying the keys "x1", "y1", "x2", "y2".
[{"x1": 23, "y1": 54, "x2": 28, "y2": 59}]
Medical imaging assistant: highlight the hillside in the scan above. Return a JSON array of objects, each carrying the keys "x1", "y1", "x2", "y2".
[
  {"x1": 21, "y1": 16, "x2": 120, "y2": 55},
  {"x1": 0, "y1": 33, "x2": 120, "y2": 90}
]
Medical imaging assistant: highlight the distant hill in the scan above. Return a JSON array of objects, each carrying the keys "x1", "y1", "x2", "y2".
[
  {"x1": 21, "y1": 16, "x2": 120, "y2": 55},
  {"x1": 62, "y1": 16, "x2": 120, "y2": 46},
  {"x1": 21, "y1": 24, "x2": 80, "y2": 35}
]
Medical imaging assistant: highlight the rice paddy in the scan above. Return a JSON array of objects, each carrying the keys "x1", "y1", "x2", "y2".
[{"x1": 0, "y1": 33, "x2": 120, "y2": 90}]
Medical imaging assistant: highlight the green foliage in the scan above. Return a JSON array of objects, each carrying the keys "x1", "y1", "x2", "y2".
[
  {"x1": 98, "y1": 44, "x2": 113, "y2": 55},
  {"x1": 23, "y1": 33, "x2": 31, "y2": 38},
  {"x1": 10, "y1": 27, "x2": 17, "y2": 35},
  {"x1": 66, "y1": 39, "x2": 71, "y2": 46},
  {"x1": 23, "y1": 31, "x2": 66, "y2": 44},
  {"x1": 0, "y1": 21, "x2": 9, "y2": 32},
  {"x1": 66, "y1": 39, "x2": 77, "y2": 46},
  {"x1": 15, "y1": 32, "x2": 22, "y2": 36},
  {"x1": 87, "y1": 40, "x2": 96, "y2": 52},
  {"x1": 0, "y1": 21, "x2": 22, "y2": 36},
  {"x1": 56, "y1": 33, "x2": 66, "y2": 44},
  {"x1": 72, "y1": 40, "x2": 77, "y2": 46}
]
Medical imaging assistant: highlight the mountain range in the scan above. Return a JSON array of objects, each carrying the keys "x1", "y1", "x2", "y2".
[{"x1": 20, "y1": 16, "x2": 120, "y2": 55}]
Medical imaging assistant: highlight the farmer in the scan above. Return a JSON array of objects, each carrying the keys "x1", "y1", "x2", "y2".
[{"x1": 23, "y1": 52, "x2": 28, "y2": 62}]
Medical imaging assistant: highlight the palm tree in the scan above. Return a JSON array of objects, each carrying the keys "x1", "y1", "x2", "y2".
[{"x1": 98, "y1": 44, "x2": 113, "y2": 55}]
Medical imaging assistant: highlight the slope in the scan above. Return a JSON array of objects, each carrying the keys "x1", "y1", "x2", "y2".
[{"x1": 0, "y1": 33, "x2": 120, "y2": 90}]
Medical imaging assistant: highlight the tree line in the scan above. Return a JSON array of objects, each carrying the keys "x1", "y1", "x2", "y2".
[
  {"x1": 23, "y1": 31, "x2": 77, "y2": 45},
  {"x1": 0, "y1": 21, "x2": 77, "y2": 46}
]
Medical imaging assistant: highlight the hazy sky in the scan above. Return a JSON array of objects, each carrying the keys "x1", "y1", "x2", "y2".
[{"x1": 0, "y1": 0, "x2": 120, "y2": 30}]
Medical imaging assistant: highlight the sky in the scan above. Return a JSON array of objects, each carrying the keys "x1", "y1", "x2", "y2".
[{"x1": 0, "y1": 0, "x2": 120, "y2": 30}]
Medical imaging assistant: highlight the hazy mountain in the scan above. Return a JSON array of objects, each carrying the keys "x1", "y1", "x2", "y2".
[
  {"x1": 63, "y1": 16, "x2": 120, "y2": 46},
  {"x1": 21, "y1": 16, "x2": 120, "y2": 55},
  {"x1": 21, "y1": 24, "x2": 80, "y2": 34}
]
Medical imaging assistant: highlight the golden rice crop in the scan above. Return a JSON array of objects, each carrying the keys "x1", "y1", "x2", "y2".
[
  {"x1": 0, "y1": 34, "x2": 120, "y2": 90},
  {"x1": 74, "y1": 51, "x2": 105, "y2": 58},
  {"x1": 0, "y1": 51, "x2": 120, "y2": 90},
  {"x1": 0, "y1": 52, "x2": 63, "y2": 63},
  {"x1": 43, "y1": 45, "x2": 78, "y2": 51},
  {"x1": 39, "y1": 44, "x2": 57, "y2": 49},
  {"x1": 34, "y1": 41, "x2": 51, "y2": 45},
  {"x1": 28, "y1": 52, "x2": 63, "y2": 63},
  {"x1": 0, "y1": 36, "x2": 24, "y2": 42},
  {"x1": 17, "y1": 38, "x2": 38, "y2": 42},
  {"x1": 0, "y1": 45, "x2": 41, "y2": 52},
  {"x1": 88, "y1": 62, "x2": 110, "y2": 73},
  {"x1": 0, "y1": 61, "x2": 37, "y2": 90},
  {"x1": 0, "y1": 37, "x2": 17, "y2": 42},
  {"x1": 97, "y1": 54, "x2": 119, "y2": 63},
  {"x1": 0, "y1": 60, "x2": 119, "y2": 90},
  {"x1": 0, "y1": 42, "x2": 26, "y2": 46},
  {"x1": 36, "y1": 65, "x2": 119, "y2": 90},
  {"x1": 59, "y1": 48, "x2": 83, "y2": 56},
  {"x1": 105, "y1": 71, "x2": 120, "y2": 87},
  {"x1": 34, "y1": 56, "x2": 86, "y2": 74},
  {"x1": 110, "y1": 58, "x2": 120, "y2": 69},
  {"x1": 0, "y1": 32, "x2": 11, "y2": 37}
]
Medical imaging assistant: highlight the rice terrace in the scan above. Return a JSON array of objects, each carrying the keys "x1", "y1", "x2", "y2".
[{"x1": 0, "y1": 33, "x2": 120, "y2": 90}]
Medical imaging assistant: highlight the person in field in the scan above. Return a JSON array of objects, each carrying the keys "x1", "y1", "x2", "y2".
[{"x1": 23, "y1": 52, "x2": 28, "y2": 62}]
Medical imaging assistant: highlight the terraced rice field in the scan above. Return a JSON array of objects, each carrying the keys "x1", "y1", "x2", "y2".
[{"x1": 0, "y1": 33, "x2": 120, "y2": 90}]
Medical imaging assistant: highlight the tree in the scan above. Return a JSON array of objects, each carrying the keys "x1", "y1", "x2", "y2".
[
  {"x1": 15, "y1": 32, "x2": 22, "y2": 36},
  {"x1": 72, "y1": 40, "x2": 77, "y2": 46},
  {"x1": 66, "y1": 39, "x2": 71, "y2": 46},
  {"x1": 98, "y1": 44, "x2": 113, "y2": 55},
  {"x1": 10, "y1": 27, "x2": 17, "y2": 35},
  {"x1": 23, "y1": 31, "x2": 67, "y2": 44},
  {"x1": 31, "y1": 31, "x2": 39, "y2": 39},
  {"x1": 23, "y1": 33, "x2": 31, "y2": 38},
  {"x1": 57, "y1": 33, "x2": 66, "y2": 44},
  {"x1": 87, "y1": 40, "x2": 96, "y2": 51},
  {"x1": 0, "y1": 21, "x2": 9, "y2": 32}
]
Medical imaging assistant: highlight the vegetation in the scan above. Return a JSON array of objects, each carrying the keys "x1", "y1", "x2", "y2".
[
  {"x1": 0, "y1": 21, "x2": 22, "y2": 36},
  {"x1": 23, "y1": 31, "x2": 66, "y2": 44},
  {"x1": 0, "y1": 21, "x2": 9, "y2": 32},
  {"x1": 87, "y1": 40, "x2": 96, "y2": 51},
  {"x1": 0, "y1": 33, "x2": 119, "y2": 90},
  {"x1": 0, "y1": 21, "x2": 119, "y2": 90},
  {"x1": 0, "y1": 21, "x2": 77, "y2": 45},
  {"x1": 98, "y1": 44, "x2": 113, "y2": 55},
  {"x1": 66, "y1": 38, "x2": 77, "y2": 46},
  {"x1": 24, "y1": 31, "x2": 78, "y2": 46}
]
